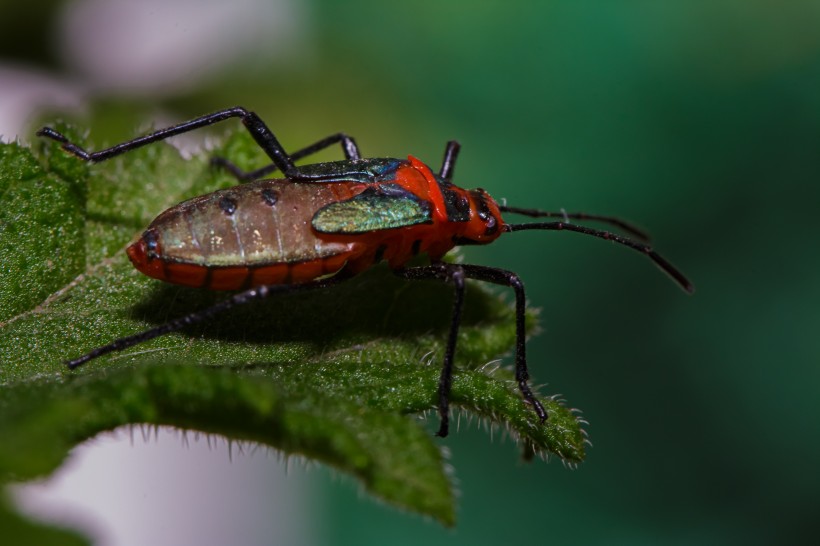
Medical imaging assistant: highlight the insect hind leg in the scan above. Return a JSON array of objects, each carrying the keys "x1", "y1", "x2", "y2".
[
  {"x1": 38, "y1": 106, "x2": 301, "y2": 178},
  {"x1": 65, "y1": 277, "x2": 343, "y2": 369}
]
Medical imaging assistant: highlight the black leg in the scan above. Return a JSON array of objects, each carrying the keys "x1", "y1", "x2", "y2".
[
  {"x1": 37, "y1": 106, "x2": 357, "y2": 182},
  {"x1": 457, "y1": 264, "x2": 547, "y2": 424},
  {"x1": 396, "y1": 263, "x2": 465, "y2": 437},
  {"x1": 211, "y1": 132, "x2": 361, "y2": 181},
  {"x1": 397, "y1": 262, "x2": 547, "y2": 437},
  {"x1": 438, "y1": 140, "x2": 460, "y2": 183},
  {"x1": 65, "y1": 277, "x2": 342, "y2": 370}
]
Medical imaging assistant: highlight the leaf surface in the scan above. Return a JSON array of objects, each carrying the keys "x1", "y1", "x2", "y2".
[{"x1": 0, "y1": 130, "x2": 586, "y2": 541}]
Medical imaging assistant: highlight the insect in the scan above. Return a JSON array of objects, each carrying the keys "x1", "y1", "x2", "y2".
[{"x1": 38, "y1": 106, "x2": 693, "y2": 437}]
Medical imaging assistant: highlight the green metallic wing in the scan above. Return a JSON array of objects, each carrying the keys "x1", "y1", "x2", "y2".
[{"x1": 312, "y1": 186, "x2": 432, "y2": 234}]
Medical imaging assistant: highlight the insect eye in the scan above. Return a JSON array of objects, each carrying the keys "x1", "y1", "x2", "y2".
[{"x1": 479, "y1": 211, "x2": 498, "y2": 235}]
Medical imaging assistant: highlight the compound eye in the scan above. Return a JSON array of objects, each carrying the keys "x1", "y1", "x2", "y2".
[{"x1": 483, "y1": 214, "x2": 498, "y2": 235}]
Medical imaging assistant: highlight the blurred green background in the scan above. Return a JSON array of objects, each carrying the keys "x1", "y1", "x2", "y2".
[{"x1": 2, "y1": 0, "x2": 819, "y2": 544}]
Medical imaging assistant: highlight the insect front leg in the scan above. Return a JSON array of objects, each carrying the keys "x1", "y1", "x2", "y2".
[
  {"x1": 397, "y1": 262, "x2": 548, "y2": 436},
  {"x1": 396, "y1": 263, "x2": 466, "y2": 438},
  {"x1": 211, "y1": 132, "x2": 362, "y2": 182},
  {"x1": 457, "y1": 264, "x2": 548, "y2": 424}
]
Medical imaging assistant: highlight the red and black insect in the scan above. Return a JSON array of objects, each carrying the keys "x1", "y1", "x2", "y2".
[{"x1": 38, "y1": 107, "x2": 693, "y2": 437}]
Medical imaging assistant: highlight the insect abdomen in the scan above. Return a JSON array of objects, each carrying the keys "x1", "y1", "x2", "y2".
[{"x1": 127, "y1": 180, "x2": 364, "y2": 289}]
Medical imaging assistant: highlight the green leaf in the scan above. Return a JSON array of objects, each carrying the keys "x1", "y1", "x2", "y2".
[
  {"x1": 0, "y1": 128, "x2": 586, "y2": 541},
  {"x1": 0, "y1": 132, "x2": 87, "y2": 322}
]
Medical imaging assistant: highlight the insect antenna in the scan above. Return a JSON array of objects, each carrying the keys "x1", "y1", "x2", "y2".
[
  {"x1": 503, "y1": 220, "x2": 694, "y2": 294},
  {"x1": 499, "y1": 205, "x2": 650, "y2": 241}
]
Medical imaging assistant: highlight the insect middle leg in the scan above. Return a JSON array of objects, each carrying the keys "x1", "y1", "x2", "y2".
[
  {"x1": 211, "y1": 132, "x2": 362, "y2": 181},
  {"x1": 217, "y1": 136, "x2": 464, "y2": 183},
  {"x1": 37, "y1": 106, "x2": 357, "y2": 182},
  {"x1": 396, "y1": 262, "x2": 547, "y2": 438}
]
